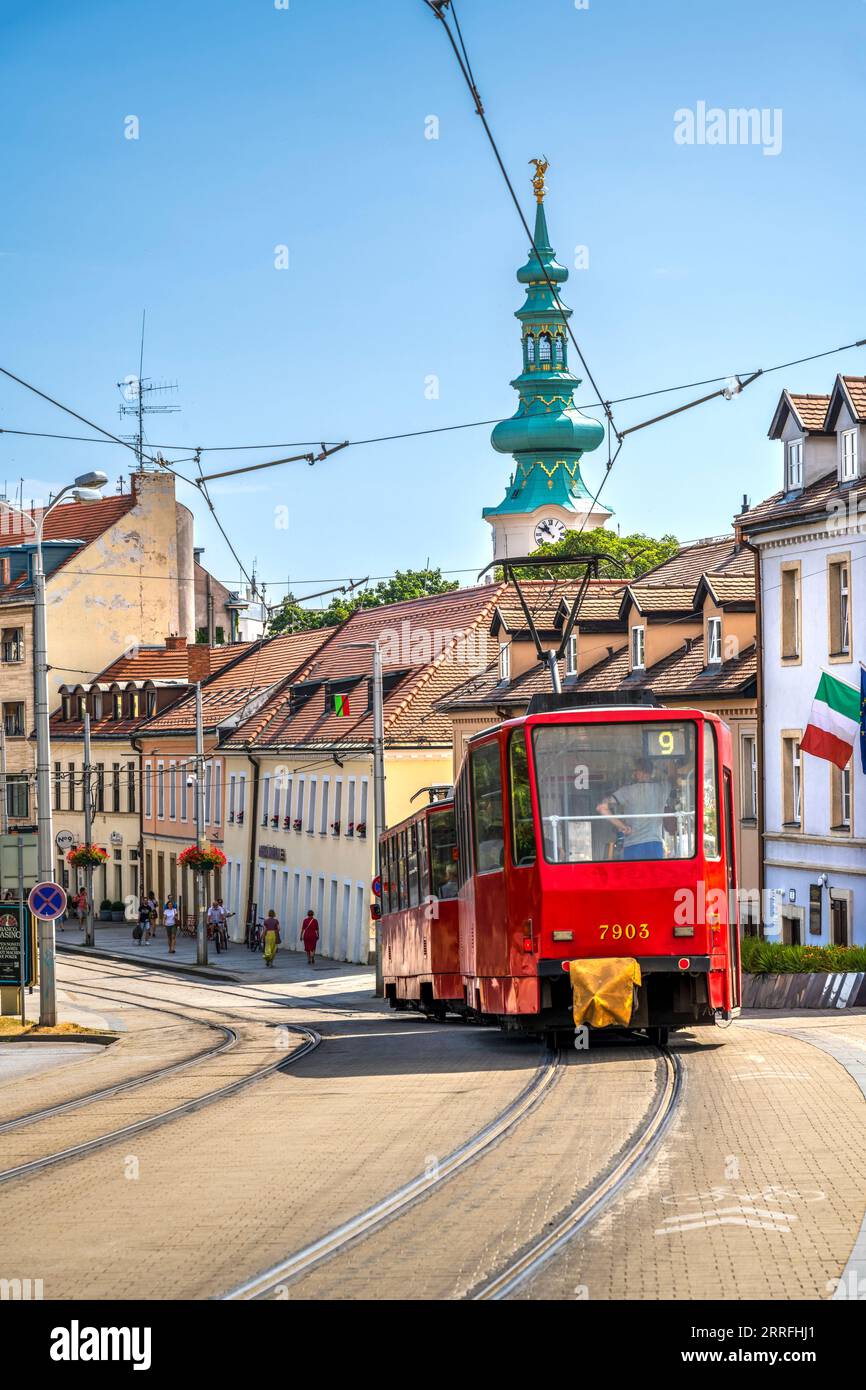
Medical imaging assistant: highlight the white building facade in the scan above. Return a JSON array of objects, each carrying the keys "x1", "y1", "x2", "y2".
[{"x1": 743, "y1": 378, "x2": 866, "y2": 946}]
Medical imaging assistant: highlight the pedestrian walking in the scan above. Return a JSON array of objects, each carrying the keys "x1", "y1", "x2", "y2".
[
  {"x1": 262, "y1": 909, "x2": 281, "y2": 967},
  {"x1": 146, "y1": 892, "x2": 159, "y2": 938},
  {"x1": 74, "y1": 887, "x2": 88, "y2": 930},
  {"x1": 136, "y1": 897, "x2": 151, "y2": 946},
  {"x1": 300, "y1": 908, "x2": 319, "y2": 966},
  {"x1": 163, "y1": 897, "x2": 178, "y2": 954}
]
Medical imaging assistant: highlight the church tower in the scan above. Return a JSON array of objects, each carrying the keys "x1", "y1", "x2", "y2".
[{"x1": 483, "y1": 161, "x2": 611, "y2": 561}]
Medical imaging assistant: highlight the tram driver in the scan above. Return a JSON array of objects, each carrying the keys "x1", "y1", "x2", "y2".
[{"x1": 596, "y1": 758, "x2": 669, "y2": 861}]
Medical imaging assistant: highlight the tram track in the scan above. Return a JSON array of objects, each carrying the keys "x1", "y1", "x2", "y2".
[
  {"x1": 0, "y1": 959, "x2": 321, "y2": 1188},
  {"x1": 222, "y1": 1043, "x2": 564, "y2": 1300},
  {"x1": 224, "y1": 1036, "x2": 681, "y2": 1302},
  {"x1": 471, "y1": 1043, "x2": 683, "y2": 1299}
]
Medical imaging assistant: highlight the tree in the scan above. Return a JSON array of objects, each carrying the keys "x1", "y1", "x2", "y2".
[
  {"x1": 267, "y1": 568, "x2": 459, "y2": 635},
  {"x1": 510, "y1": 527, "x2": 680, "y2": 580}
]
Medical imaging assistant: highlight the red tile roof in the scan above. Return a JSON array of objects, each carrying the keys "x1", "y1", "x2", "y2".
[
  {"x1": 140, "y1": 628, "x2": 338, "y2": 734},
  {"x1": 0, "y1": 494, "x2": 137, "y2": 596},
  {"x1": 225, "y1": 584, "x2": 507, "y2": 750},
  {"x1": 787, "y1": 393, "x2": 832, "y2": 431}
]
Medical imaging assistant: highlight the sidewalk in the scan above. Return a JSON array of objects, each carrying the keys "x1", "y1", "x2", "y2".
[{"x1": 55, "y1": 921, "x2": 377, "y2": 1002}]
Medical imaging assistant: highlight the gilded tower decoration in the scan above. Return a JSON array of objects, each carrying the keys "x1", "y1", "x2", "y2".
[{"x1": 482, "y1": 163, "x2": 612, "y2": 561}]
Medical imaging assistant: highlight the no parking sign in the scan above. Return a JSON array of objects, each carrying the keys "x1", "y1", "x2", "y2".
[{"x1": 28, "y1": 881, "x2": 67, "y2": 922}]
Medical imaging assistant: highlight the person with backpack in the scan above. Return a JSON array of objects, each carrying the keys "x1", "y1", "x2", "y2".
[{"x1": 135, "y1": 897, "x2": 151, "y2": 946}]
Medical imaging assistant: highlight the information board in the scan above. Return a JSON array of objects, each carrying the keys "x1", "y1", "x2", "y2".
[{"x1": 0, "y1": 903, "x2": 33, "y2": 987}]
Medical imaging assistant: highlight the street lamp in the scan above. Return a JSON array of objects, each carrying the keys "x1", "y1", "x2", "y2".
[
  {"x1": 341, "y1": 640, "x2": 386, "y2": 993},
  {"x1": 0, "y1": 471, "x2": 109, "y2": 1024}
]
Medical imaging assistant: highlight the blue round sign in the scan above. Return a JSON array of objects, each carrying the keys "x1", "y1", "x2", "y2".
[{"x1": 28, "y1": 881, "x2": 67, "y2": 922}]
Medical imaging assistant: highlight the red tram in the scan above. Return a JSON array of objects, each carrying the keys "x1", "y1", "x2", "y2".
[{"x1": 381, "y1": 699, "x2": 741, "y2": 1043}]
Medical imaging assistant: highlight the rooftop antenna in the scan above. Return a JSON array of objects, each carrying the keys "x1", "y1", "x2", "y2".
[{"x1": 117, "y1": 310, "x2": 180, "y2": 470}]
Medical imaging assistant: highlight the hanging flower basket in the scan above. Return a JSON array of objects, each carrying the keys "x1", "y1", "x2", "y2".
[
  {"x1": 177, "y1": 844, "x2": 227, "y2": 873},
  {"x1": 66, "y1": 844, "x2": 109, "y2": 868}
]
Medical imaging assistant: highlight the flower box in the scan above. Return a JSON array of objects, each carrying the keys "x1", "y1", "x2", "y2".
[
  {"x1": 177, "y1": 844, "x2": 228, "y2": 873},
  {"x1": 346, "y1": 823, "x2": 355, "y2": 837},
  {"x1": 331, "y1": 821, "x2": 341, "y2": 834},
  {"x1": 66, "y1": 844, "x2": 109, "y2": 868},
  {"x1": 293, "y1": 819, "x2": 302, "y2": 832},
  {"x1": 271, "y1": 816, "x2": 279, "y2": 827},
  {"x1": 237, "y1": 813, "x2": 244, "y2": 825},
  {"x1": 283, "y1": 817, "x2": 291, "y2": 829},
  {"x1": 356, "y1": 823, "x2": 367, "y2": 838}
]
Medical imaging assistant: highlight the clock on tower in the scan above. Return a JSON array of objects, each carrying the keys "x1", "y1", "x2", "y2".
[{"x1": 533, "y1": 517, "x2": 566, "y2": 546}]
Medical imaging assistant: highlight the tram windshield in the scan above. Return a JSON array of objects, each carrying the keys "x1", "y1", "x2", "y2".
[
  {"x1": 532, "y1": 721, "x2": 697, "y2": 863},
  {"x1": 430, "y1": 808, "x2": 458, "y2": 898}
]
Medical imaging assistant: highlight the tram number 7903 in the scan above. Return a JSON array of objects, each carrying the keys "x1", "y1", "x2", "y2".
[{"x1": 599, "y1": 923, "x2": 649, "y2": 941}]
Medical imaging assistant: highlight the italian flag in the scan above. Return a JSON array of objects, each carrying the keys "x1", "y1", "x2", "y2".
[
  {"x1": 334, "y1": 693, "x2": 350, "y2": 717},
  {"x1": 800, "y1": 671, "x2": 859, "y2": 769}
]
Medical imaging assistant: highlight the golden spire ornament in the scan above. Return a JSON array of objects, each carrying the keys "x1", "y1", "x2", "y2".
[{"x1": 529, "y1": 157, "x2": 549, "y2": 203}]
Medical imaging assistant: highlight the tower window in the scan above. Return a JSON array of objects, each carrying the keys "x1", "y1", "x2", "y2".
[
  {"x1": 525, "y1": 334, "x2": 535, "y2": 365},
  {"x1": 554, "y1": 335, "x2": 564, "y2": 365},
  {"x1": 538, "y1": 333, "x2": 552, "y2": 364}
]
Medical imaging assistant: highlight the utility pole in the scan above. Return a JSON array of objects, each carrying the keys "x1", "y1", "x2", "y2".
[
  {"x1": 371, "y1": 640, "x2": 387, "y2": 993},
  {"x1": 195, "y1": 683, "x2": 207, "y2": 966},
  {"x1": 33, "y1": 535, "x2": 57, "y2": 1025},
  {"x1": 82, "y1": 713, "x2": 95, "y2": 947}
]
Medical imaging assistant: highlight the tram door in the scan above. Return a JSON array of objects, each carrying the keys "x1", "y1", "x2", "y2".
[{"x1": 723, "y1": 769, "x2": 741, "y2": 1007}]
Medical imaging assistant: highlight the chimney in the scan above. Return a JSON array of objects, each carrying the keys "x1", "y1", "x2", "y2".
[
  {"x1": 187, "y1": 644, "x2": 211, "y2": 682},
  {"x1": 165, "y1": 634, "x2": 187, "y2": 651}
]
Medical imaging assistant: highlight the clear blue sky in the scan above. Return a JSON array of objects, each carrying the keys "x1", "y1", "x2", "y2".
[{"x1": 2, "y1": 0, "x2": 864, "y2": 607}]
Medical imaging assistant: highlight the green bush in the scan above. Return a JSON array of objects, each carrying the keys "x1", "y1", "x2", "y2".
[
  {"x1": 111, "y1": 900, "x2": 125, "y2": 912},
  {"x1": 741, "y1": 936, "x2": 866, "y2": 975},
  {"x1": 100, "y1": 899, "x2": 112, "y2": 912}
]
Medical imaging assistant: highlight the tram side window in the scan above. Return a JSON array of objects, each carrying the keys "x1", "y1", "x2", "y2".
[
  {"x1": 398, "y1": 830, "x2": 409, "y2": 910},
  {"x1": 703, "y1": 726, "x2": 720, "y2": 859},
  {"x1": 472, "y1": 742, "x2": 505, "y2": 873},
  {"x1": 509, "y1": 730, "x2": 536, "y2": 866},
  {"x1": 456, "y1": 774, "x2": 471, "y2": 885},
  {"x1": 430, "y1": 807, "x2": 458, "y2": 898},
  {"x1": 384, "y1": 838, "x2": 395, "y2": 914},
  {"x1": 418, "y1": 818, "x2": 429, "y2": 900},
  {"x1": 408, "y1": 823, "x2": 420, "y2": 906}
]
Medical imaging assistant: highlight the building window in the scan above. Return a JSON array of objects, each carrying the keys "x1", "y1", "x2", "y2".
[
  {"x1": 169, "y1": 762, "x2": 177, "y2": 820},
  {"x1": 144, "y1": 763, "x2": 152, "y2": 819},
  {"x1": 62, "y1": 695, "x2": 72, "y2": 721},
  {"x1": 841, "y1": 427, "x2": 858, "y2": 482},
  {"x1": 498, "y1": 642, "x2": 510, "y2": 683},
  {"x1": 157, "y1": 763, "x2": 165, "y2": 820},
  {"x1": 359, "y1": 778, "x2": 369, "y2": 832},
  {"x1": 146, "y1": 690, "x2": 156, "y2": 717},
  {"x1": 554, "y1": 334, "x2": 564, "y2": 366},
  {"x1": 214, "y1": 760, "x2": 222, "y2": 826},
  {"x1": 320, "y1": 778, "x2": 329, "y2": 834},
  {"x1": 525, "y1": 334, "x2": 535, "y2": 365},
  {"x1": 130, "y1": 691, "x2": 140, "y2": 718},
  {"x1": 113, "y1": 692, "x2": 123, "y2": 720},
  {"x1": 112, "y1": 763, "x2": 121, "y2": 814},
  {"x1": 706, "y1": 616, "x2": 722, "y2": 665},
  {"x1": 2, "y1": 702, "x2": 24, "y2": 736},
  {"x1": 54, "y1": 761, "x2": 62, "y2": 811},
  {"x1": 565, "y1": 633, "x2": 578, "y2": 677},
  {"x1": 782, "y1": 734, "x2": 802, "y2": 827},
  {"x1": 1, "y1": 627, "x2": 23, "y2": 662},
  {"x1": 785, "y1": 439, "x2": 803, "y2": 490},
  {"x1": 831, "y1": 763, "x2": 852, "y2": 832},
  {"x1": 307, "y1": 778, "x2": 317, "y2": 834},
  {"x1": 780, "y1": 564, "x2": 801, "y2": 661},
  {"x1": 261, "y1": 775, "x2": 271, "y2": 827},
  {"x1": 93, "y1": 691, "x2": 103, "y2": 720},
  {"x1": 828, "y1": 556, "x2": 851, "y2": 657},
  {"x1": 538, "y1": 333, "x2": 552, "y2": 364},
  {"x1": 95, "y1": 763, "x2": 105, "y2": 813},
  {"x1": 127, "y1": 761, "x2": 136, "y2": 814},
  {"x1": 630, "y1": 625, "x2": 645, "y2": 670},
  {"x1": 67, "y1": 762, "x2": 76, "y2": 812},
  {"x1": 740, "y1": 733, "x2": 758, "y2": 821},
  {"x1": 180, "y1": 762, "x2": 188, "y2": 821},
  {"x1": 205, "y1": 762, "x2": 212, "y2": 825},
  {"x1": 228, "y1": 774, "x2": 235, "y2": 823},
  {"x1": 6, "y1": 774, "x2": 29, "y2": 820}
]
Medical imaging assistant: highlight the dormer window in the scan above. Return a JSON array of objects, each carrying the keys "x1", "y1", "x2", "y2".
[
  {"x1": 841, "y1": 428, "x2": 858, "y2": 482},
  {"x1": 93, "y1": 691, "x2": 102, "y2": 720},
  {"x1": 525, "y1": 334, "x2": 535, "y2": 365},
  {"x1": 554, "y1": 334, "x2": 564, "y2": 366},
  {"x1": 630, "y1": 625, "x2": 645, "y2": 670},
  {"x1": 77, "y1": 695, "x2": 86, "y2": 719},
  {"x1": 538, "y1": 333, "x2": 552, "y2": 365},
  {"x1": 498, "y1": 642, "x2": 510, "y2": 683},
  {"x1": 707, "y1": 616, "x2": 722, "y2": 664},
  {"x1": 785, "y1": 439, "x2": 803, "y2": 490},
  {"x1": 565, "y1": 632, "x2": 578, "y2": 677},
  {"x1": 113, "y1": 693, "x2": 123, "y2": 720},
  {"x1": 62, "y1": 695, "x2": 72, "y2": 721}
]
